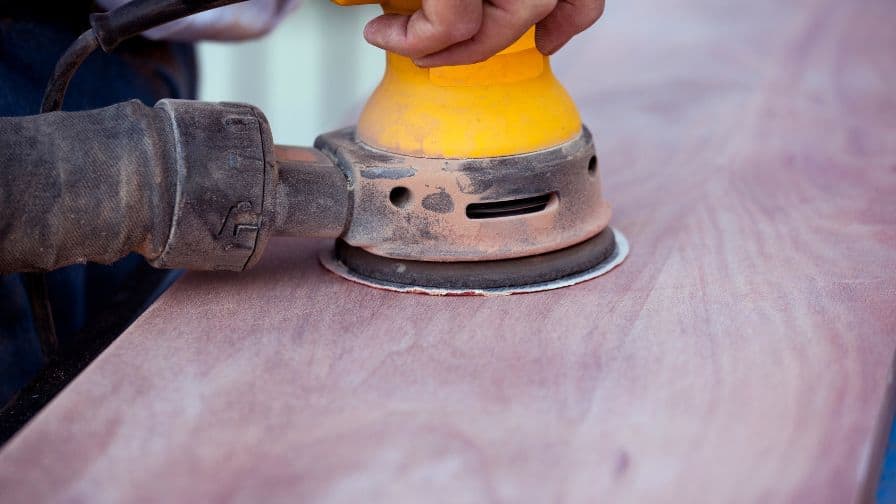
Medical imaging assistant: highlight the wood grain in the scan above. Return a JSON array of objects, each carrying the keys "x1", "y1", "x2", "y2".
[{"x1": 1, "y1": 0, "x2": 895, "y2": 502}]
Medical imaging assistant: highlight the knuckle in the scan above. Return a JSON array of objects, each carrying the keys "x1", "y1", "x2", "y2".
[
  {"x1": 447, "y1": 18, "x2": 481, "y2": 42},
  {"x1": 529, "y1": 0, "x2": 558, "y2": 19},
  {"x1": 585, "y1": 1, "x2": 606, "y2": 24},
  {"x1": 560, "y1": 1, "x2": 604, "y2": 32},
  {"x1": 577, "y1": 11, "x2": 600, "y2": 30}
]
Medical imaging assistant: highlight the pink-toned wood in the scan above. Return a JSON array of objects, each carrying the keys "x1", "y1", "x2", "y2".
[{"x1": 1, "y1": 0, "x2": 895, "y2": 502}]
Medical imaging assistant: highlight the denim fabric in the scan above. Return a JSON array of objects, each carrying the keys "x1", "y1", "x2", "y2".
[{"x1": 880, "y1": 417, "x2": 896, "y2": 503}]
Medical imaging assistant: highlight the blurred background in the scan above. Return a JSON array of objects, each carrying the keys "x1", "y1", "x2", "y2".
[{"x1": 196, "y1": 1, "x2": 383, "y2": 146}]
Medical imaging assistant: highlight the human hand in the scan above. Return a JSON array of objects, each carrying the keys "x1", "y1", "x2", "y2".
[{"x1": 362, "y1": 0, "x2": 605, "y2": 67}]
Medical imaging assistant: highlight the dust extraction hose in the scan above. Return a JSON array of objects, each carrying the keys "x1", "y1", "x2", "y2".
[
  {"x1": 1, "y1": 98, "x2": 350, "y2": 275},
  {"x1": 1, "y1": 101, "x2": 176, "y2": 273}
]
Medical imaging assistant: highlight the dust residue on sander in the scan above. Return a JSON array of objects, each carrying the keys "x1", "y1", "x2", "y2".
[{"x1": 320, "y1": 0, "x2": 629, "y2": 295}]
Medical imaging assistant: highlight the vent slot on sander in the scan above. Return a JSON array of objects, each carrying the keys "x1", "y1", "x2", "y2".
[{"x1": 466, "y1": 193, "x2": 554, "y2": 220}]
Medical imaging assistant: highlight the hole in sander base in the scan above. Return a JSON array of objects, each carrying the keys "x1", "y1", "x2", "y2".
[{"x1": 389, "y1": 187, "x2": 412, "y2": 208}]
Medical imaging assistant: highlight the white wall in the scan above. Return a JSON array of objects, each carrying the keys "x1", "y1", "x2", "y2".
[{"x1": 196, "y1": 2, "x2": 384, "y2": 146}]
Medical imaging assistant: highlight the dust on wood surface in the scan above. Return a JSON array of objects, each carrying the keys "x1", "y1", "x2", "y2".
[{"x1": 1, "y1": 0, "x2": 895, "y2": 502}]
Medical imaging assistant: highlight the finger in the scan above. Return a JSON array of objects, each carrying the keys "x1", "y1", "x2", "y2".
[
  {"x1": 535, "y1": 0, "x2": 605, "y2": 55},
  {"x1": 415, "y1": 0, "x2": 558, "y2": 68},
  {"x1": 363, "y1": 0, "x2": 484, "y2": 59}
]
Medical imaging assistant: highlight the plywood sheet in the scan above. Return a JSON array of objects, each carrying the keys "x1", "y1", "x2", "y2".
[{"x1": 1, "y1": 0, "x2": 894, "y2": 502}]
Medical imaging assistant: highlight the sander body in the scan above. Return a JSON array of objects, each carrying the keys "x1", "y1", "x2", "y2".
[{"x1": 321, "y1": 0, "x2": 627, "y2": 294}]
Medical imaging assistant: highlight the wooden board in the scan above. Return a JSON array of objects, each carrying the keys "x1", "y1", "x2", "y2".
[{"x1": 2, "y1": 0, "x2": 895, "y2": 502}]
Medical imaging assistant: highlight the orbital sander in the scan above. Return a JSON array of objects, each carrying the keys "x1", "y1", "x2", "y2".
[
  {"x1": 320, "y1": 0, "x2": 628, "y2": 294},
  {"x1": 6, "y1": 0, "x2": 627, "y2": 298}
]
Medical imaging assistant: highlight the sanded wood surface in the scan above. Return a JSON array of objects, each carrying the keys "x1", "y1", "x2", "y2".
[{"x1": 1, "y1": 0, "x2": 895, "y2": 502}]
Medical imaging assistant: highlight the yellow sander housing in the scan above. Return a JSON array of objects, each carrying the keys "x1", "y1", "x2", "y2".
[
  {"x1": 320, "y1": 0, "x2": 628, "y2": 294},
  {"x1": 335, "y1": 0, "x2": 582, "y2": 159}
]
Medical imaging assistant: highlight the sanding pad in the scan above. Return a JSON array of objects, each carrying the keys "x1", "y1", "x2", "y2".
[{"x1": 320, "y1": 227, "x2": 629, "y2": 296}]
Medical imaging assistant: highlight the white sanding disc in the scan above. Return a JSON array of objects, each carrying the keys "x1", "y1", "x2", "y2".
[{"x1": 320, "y1": 227, "x2": 630, "y2": 296}]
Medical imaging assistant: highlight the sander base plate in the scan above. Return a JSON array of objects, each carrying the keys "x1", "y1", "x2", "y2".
[{"x1": 320, "y1": 227, "x2": 629, "y2": 296}]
